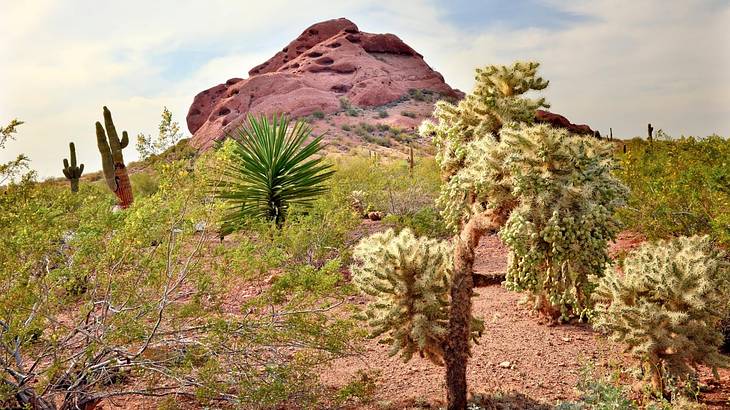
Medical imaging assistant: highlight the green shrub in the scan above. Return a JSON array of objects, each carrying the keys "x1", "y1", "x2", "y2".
[
  {"x1": 363, "y1": 134, "x2": 391, "y2": 147},
  {"x1": 556, "y1": 366, "x2": 638, "y2": 410},
  {"x1": 377, "y1": 109, "x2": 389, "y2": 118},
  {"x1": 400, "y1": 110, "x2": 417, "y2": 118},
  {"x1": 617, "y1": 135, "x2": 730, "y2": 247},
  {"x1": 593, "y1": 235, "x2": 730, "y2": 395},
  {"x1": 341, "y1": 124, "x2": 351, "y2": 132},
  {"x1": 383, "y1": 206, "x2": 452, "y2": 239},
  {"x1": 339, "y1": 97, "x2": 351, "y2": 110},
  {"x1": 312, "y1": 110, "x2": 325, "y2": 119},
  {"x1": 130, "y1": 171, "x2": 159, "y2": 197}
]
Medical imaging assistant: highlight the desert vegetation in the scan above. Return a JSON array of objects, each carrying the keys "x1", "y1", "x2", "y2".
[{"x1": 1, "y1": 59, "x2": 729, "y2": 410}]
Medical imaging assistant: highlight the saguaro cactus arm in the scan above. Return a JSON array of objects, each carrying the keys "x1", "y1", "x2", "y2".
[{"x1": 62, "y1": 142, "x2": 84, "y2": 192}]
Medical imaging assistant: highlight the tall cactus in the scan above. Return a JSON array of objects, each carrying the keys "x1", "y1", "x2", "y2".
[
  {"x1": 62, "y1": 142, "x2": 84, "y2": 192},
  {"x1": 96, "y1": 106, "x2": 133, "y2": 208}
]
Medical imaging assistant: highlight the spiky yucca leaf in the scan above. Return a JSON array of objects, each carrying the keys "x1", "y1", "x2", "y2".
[{"x1": 216, "y1": 114, "x2": 334, "y2": 232}]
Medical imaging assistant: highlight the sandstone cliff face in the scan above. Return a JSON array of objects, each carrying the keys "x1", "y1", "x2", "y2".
[{"x1": 187, "y1": 18, "x2": 462, "y2": 149}]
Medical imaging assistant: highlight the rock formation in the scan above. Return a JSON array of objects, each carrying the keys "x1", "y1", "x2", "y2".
[
  {"x1": 535, "y1": 109, "x2": 594, "y2": 136},
  {"x1": 187, "y1": 18, "x2": 462, "y2": 149}
]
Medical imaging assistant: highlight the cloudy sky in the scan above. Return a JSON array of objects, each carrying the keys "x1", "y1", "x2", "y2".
[{"x1": 1, "y1": 0, "x2": 728, "y2": 178}]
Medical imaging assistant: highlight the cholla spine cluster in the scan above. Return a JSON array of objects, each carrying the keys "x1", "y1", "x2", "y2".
[
  {"x1": 593, "y1": 235, "x2": 730, "y2": 390},
  {"x1": 497, "y1": 124, "x2": 628, "y2": 320},
  {"x1": 351, "y1": 228, "x2": 483, "y2": 365},
  {"x1": 419, "y1": 61, "x2": 549, "y2": 178}
]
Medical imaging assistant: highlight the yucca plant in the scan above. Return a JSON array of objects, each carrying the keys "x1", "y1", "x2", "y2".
[{"x1": 216, "y1": 114, "x2": 334, "y2": 232}]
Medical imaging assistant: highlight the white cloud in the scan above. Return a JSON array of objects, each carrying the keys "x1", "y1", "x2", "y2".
[{"x1": 1, "y1": 0, "x2": 728, "y2": 178}]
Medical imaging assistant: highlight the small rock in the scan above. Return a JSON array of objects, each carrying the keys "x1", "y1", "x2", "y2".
[
  {"x1": 561, "y1": 337, "x2": 572, "y2": 342},
  {"x1": 499, "y1": 361, "x2": 511, "y2": 368}
]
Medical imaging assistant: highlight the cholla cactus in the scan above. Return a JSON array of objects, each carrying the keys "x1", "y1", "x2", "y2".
[
  {"x1": 593, "y1": 236, "x2": 730, "y2": 395},
  {"x1": 437, "y1": 122, "x2": 627, "y2": 320},
  {"x1": 351, "y1": 228, "x2": 483, "y2": 365},
  {"x1": 498, "y1": 124, "x2": 627, "y2": 320},
  {"x1": 419, "y1": 61, "x2": 549, "y2": 177}
]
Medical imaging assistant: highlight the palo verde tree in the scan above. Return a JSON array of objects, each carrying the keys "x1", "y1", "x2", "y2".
[
  {"x1": 593, "y1": 235, "x2": 730, "y2": 397},
  {"x1": 136, "y1": 106, "x2": 184, "y2": 159},
  {"x1": 0, "y1": 119, "x2": 30, "y2": 185},
  {"x1": 353, "y1": 62, "x2": 626, "y2": 409}
]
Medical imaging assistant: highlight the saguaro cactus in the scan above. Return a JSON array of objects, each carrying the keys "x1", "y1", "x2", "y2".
[
  {"x1": 96, "y1": 106, "x2": 133, "y2": 208},
  {"x1": 62, "y1": 142, "x2": 84, "y2": 192}
]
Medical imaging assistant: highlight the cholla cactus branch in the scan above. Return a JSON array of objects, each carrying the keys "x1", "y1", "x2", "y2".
[
  {"x1": 593, "y1": 236, "x2": 730, "y2": 395},
  {"x1": 62, "y1": 142, "x2": 84, "y2": 192},
  {"x1": 351, "y1": 229, "x2": 483, "y2": 365}
]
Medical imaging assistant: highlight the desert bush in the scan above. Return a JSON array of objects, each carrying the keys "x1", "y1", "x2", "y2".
[
  {"x1": 400, "y1": 110, "x2": 417, "y2": 118},
  {"x1": 555, "y1": 365, "x2": 638, "y2": 410},
  {"x1": 216, "y1": 114, "x2": 334, "y2": 231},
  {"x1": 363, "y1": 134, "x2": 391, "y2": 147},
  {"x1": 130, "y1": 170, "x2": 159, "y2": 197},
  {"x1": 617, "y1": 135, "x2": 730, "y2": 247},
  {"x1": 312, "y1": 109, "x2": 325, "y2": 119},
  {"x1": 0, "y1": 155, "x2": 359, "y2": 409},
  {"x1": 333, "y1": 156, "x2": 441, "y2": 217},
  {"x1": 383, "y1": 206, "x2": 452, "y2": 239},
  {"x1": 593, "y1": 235, "x2": 730, "y2": 396},
  {"x1": 377, "y1": 109, "x2": 389, "y2": 118}
]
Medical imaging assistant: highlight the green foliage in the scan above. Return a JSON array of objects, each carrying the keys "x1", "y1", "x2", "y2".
[
  {"x1": 0, "y1": 152, "x2": 359, "y2": 408},
  {"x1": 556, "y1": 365, "x2": 638, "y2": 410},
  {"x1": 129, "y1": 171, "x2": 159, "y2": 197},
  {"x1": 135, "y1": 106, "x2": 184, "y2": 160},
  {"x1": 312, "y1": 109, "x2": 325, "y2": 119},
  {"x1": 593, "y1": 236, "x2": 730, "y2": 393},
  {"x1": 383, "y1": 206, "x2": 453, "y2": 239},
  {"x1": 0, "y1": 119, "x2": 24, "y2": 148},
  {"x1": 62, "y1": 142, "x2": 84, "y2": 192},
  {"x1": 0, "y1": 119, "x2": 31, "y2": 185},
  {"x1": 400, "y1": 110, "x2": 417, "y2": 118},
  {"x1": 351, "y1": 229, "x2": 483, "y2": 365},
  {"x1": 334, "y1": 156, "x2": 442, "y2": 218},
  {"x1": 377, "y1": 109, "x2": 389, "y2": 118},
  {"x1": 216, "y1": 114, "x2": 334, "y2": 231},
  {"x1": 617, "y1": 135, "x2": 730, "y2": 247}
]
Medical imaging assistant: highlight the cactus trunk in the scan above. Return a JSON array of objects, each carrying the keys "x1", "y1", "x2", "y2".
[
  {"x1": 113, "y1": 163, "x2": 134, "y2": 208},
  {"x1": 96, "y1": 106, "x2": 133, "y2": 208},
  {"x1": 444, "y1": 206, "x2": 512, "y2": 410},
  {"x1": 62, "y1": 142, "x2": 84, "y2": 192}
]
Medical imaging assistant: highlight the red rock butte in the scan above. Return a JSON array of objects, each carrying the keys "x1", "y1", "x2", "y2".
[{"x1": 186, "y1": 18, "x2": 463, "y2": 149}]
